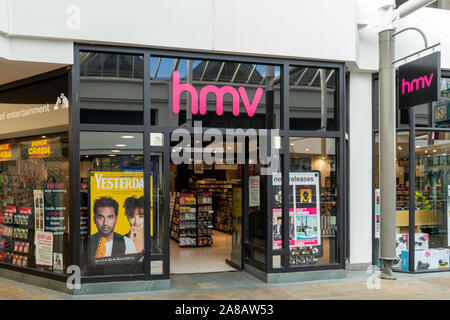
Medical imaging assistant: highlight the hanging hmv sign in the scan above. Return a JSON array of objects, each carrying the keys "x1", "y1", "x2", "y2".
[{"x1": 399, "y1": 52, "x2": 441, "y2": 109}]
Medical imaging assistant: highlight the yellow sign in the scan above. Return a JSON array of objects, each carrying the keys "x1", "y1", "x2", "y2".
[
  {"x1": 300, "y1": 189, "x2": 312, "y2": 203},
  {"x1": 89, "y1": 171, "x2": 153, "y2": 254},
  {"x1": 28, "y1": 139, "x2": 51, "y2": 159},
  {"x1": 0, "y1": 143, "x2": 12, "y2": 162}
]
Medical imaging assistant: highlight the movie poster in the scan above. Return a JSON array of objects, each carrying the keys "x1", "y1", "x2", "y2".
[
  {"x1": 89, "y1": 171, "x2": 147, "y2": 264},
  {"x1": 292, "y1": 172, "x2": 320, "y2": 247},
  {"x1": 272, "y1": 172, "x2": 321, "y2": 248}
]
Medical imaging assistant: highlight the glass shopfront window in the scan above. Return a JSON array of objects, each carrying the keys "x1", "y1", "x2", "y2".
[
  {"x1": 80, "y1": 132, "x2": 145, "y2": 276},
  {"x1": 374, "y1": 132, "x2": 410, "y2": 269},
  {"x1": 289, "y1": 67, "x2": 338, "y2": 131},
  {"x1": 288, "y1": 137, "x2": 338, "y2": 266},
  {"x1": 0, "y1": 71, "x2": 70, "y2": 274},
  {"x1": 150, "y1": 57, "x2": 281, "y2": 129},
  {"x1": 80, "y1": 52, "x2": 144, "y2": 125},
  {"x1": 0, "y1": 133, "x2": 69, "y2": 273},
  {"x1": 247, "y1": 163, "x2": 267, "y2": 265},
  {"x1": 75, "y1": 47, "x2": 346, "y2": 279},
  {"x1": 414, "y1": 131, "x2": 450, "y2": 271}
]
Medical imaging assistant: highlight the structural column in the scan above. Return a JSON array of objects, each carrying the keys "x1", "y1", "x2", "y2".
[{"x1": 378, "y1": 29, "x2": 397, "y2": 279}]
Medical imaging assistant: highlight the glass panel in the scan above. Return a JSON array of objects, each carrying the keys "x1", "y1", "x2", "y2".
[
  {"x1": 415, "y1": 103, "x2": 430, "y2": 127},
  {"x1": 150, "y1": 57, "x2": 281, "y2": 129},
  {"x1": 442, "y1": 0, "x2": 450, "y2": 10},
  {"x1": 373, "y1": 79, "x2": 379, "y2": 131},
  {"x1": 374, "y1": 132, "x2": 410, "y2": 270},
  {"x1": 0, "y1": 133, "x2": 69, "y2": 272},
  {"x1": 272, "y1": 155, "x2": 283, "y2": 251},
  {"x1": 433, "y1": 77, "x2": 450, "y2": 128},
  {"x1": 150, "y1": 154, "x2": 164, "y2": 254},
  {"x1": 80, "y1": 132, "x2": 144, "y2": 276},
  {"x1": 80, "y1": 52, "x2": 144, "y2": 125},
  {"x1": 248, "y1": 164, "x2": 267, "y2": 256},
  {"x1": 414, "y1": 131, "x2": 450, "y2": 271},
  {"x1": 289, "y1": 67, "x2": 338, "y2": 131},
  {"x1": 288, "y1": 137, "x2": 338, "y2": 266},
  {"x1": 227, "y1": 184, "x2": 243, "y2": 267}
]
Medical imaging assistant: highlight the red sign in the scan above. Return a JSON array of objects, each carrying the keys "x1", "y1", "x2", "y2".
[
  {"x1": 5, "y1": 206, "x2": 16, "y2": 214},
  {"x1": 0, "y1": 143, "x2": 12, "y2": 162},
  {"x1": 28, "y1": 139, "x2": 51, "y2": 159},
  {"x1": 19, "y1": 207, "x2": 32, "y2": 215}
]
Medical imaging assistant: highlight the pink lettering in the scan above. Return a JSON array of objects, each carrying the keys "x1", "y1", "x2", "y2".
[
  {"x1": 172, "y1": 71, "x2": 199, "y2": 114},
  {"x1": 172, "y1": 71, "x2": 262, "y2": 117},
  {"x1": 424, "y1": 73, "x2": 434, "y2": 87},
  {"x1": 402, "y1": 78, "x2": 410, "y2": 95},
  {"x1": 199, "y1": 85, "x2": 240, "y2": 116},
  {"x1": 239, "y1": 87, "x2": 263, "y2": 117},
  {"x1": 401, "y1": 73, "x2": 434, "y2": 95}
]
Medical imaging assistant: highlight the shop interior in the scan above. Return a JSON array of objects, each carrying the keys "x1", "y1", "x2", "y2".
[
  {"x1": 169, "y1": 148, "x2": 242, "y2": 274},
  {"x1": 375, "y1": 131, "x2": 450, "y2": 271}
]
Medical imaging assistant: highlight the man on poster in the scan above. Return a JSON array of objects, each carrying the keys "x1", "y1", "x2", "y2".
[
  {"x1": 89, "y1": 197, "x2": 137, "y2": 260},
  {"x1": 273, "y1": 217, "x2": 282, "y2": 241}
]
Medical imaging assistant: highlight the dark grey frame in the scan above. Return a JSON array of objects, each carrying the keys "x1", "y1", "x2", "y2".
[
  {"x1": 372, "y1": 70, "x2": 450, "y2": 273},
  {"x1": 0, "y1": 43, "x2": 348, "y2": 283}
]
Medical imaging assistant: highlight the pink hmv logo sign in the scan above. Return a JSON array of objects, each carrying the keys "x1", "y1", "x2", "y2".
[
  {"x1": 399, "y1": 52, "x2": 440, "y2": 109},
  {"x1": 171, "y1": 71, "x2": 263, "y2": 117}
]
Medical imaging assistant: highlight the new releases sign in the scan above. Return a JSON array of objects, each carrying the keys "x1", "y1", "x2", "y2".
[{"x1": 399, "y1": 52, "x2": 441, "y2": 109}]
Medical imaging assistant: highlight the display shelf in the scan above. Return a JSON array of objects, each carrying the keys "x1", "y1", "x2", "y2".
[
  {"x1": 170, "y1": 193, "x2": 198, "y2": 247},
  {"x1": 191, "y1": 179, "x2": 240, "y2": 234},
  {"x1": 197, "y1": 193, "x2": 213, "y2": 247}
]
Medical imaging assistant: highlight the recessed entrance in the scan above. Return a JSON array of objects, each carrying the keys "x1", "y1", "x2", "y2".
[{"x1": 169, "y1": 141, "x2": 243, "y2": 274}]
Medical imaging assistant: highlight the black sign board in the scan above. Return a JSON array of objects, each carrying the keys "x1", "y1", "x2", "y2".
[{"x1": 399, "y1": 52, "x2": 441, "y2": 109}]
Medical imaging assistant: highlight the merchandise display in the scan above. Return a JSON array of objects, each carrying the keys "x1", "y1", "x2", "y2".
[
  {"x1": 0, "y1": 134, "x2": 69, "y2": 273},
  {"x1": 430, "y1": 248, "x2": 449, "y2": 269},
  {"x1": 401, "y1": 249, "x2": 433, "y2": 271},
  {"x1": 394, "y1": 233, "x2": 408, "y2": 268},
  {"x1": 414, "y1": 233, "x2": 429, "y2": 250},
  {"x1": 192, "y1": 179, "x2": 241, "y2": 233},
  {"x1": 170, "y1": 193, "x2": 214, "y2": 247},
  {"x1": 170, "y1": 193, "x2": 198, "y2": 247},
  {"x1": 197, "y1": 193, "x2": 213, "y2": 247}
]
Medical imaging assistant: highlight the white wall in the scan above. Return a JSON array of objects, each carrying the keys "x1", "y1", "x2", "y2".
[
  {"x1": 349, "y1": 71, "x2": 373, "y2": 265},
  {"x1": 1, "y1": 0, "x2": 357, "y2": 62}
]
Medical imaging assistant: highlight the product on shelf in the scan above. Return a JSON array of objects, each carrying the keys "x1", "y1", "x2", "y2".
[
  {"x1": 170, "y1": 193, "x2": 198, "y2": 247},
  {"x1": 196, "y1": 193, "x2": 213, "y2": 247}
]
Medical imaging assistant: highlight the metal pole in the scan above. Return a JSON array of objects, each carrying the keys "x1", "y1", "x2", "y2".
[{"x1": 378, "y1": 28, "x2": 397, "y2": 280}]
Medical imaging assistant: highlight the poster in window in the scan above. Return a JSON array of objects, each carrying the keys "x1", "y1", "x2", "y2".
[
  {"x1": 272, "y1": 172, "x2": 302, "y2": 250},
  {"x1": 89, "y1": 171, "x2": 147, "y2": 265},
  {"x1": 249, "y1": 176, "x2": 260, "y2": 207},
  {"x1": 291, "y1": 172, "x2": 321, "y2": 247},
  {"x1": 35, "y1": 231, "x2": 53, "y2": 267}
]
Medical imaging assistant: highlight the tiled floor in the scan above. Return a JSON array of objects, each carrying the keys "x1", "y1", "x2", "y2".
[
  {"x1": 0, "y1": 271, "x2": 450, "y2": 300},
  {"x1": 2, "y1": 268, "x2": 450, "y2": 300},
  {"x1": 170, "y1": 230, "x2": 236, "y2": 274}
]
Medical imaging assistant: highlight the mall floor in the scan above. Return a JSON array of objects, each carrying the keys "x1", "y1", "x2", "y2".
[
  {"x1": 2, "y1": 269, "x2": 450, "y2": 300},
  {"x1": 170, "y1": 230, "x2": 235, "y2": 274}
]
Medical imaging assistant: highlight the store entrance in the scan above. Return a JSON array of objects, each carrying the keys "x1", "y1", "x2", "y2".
[{"x1": 169, "y1": 159, "x2": 243, "y2": 274}]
